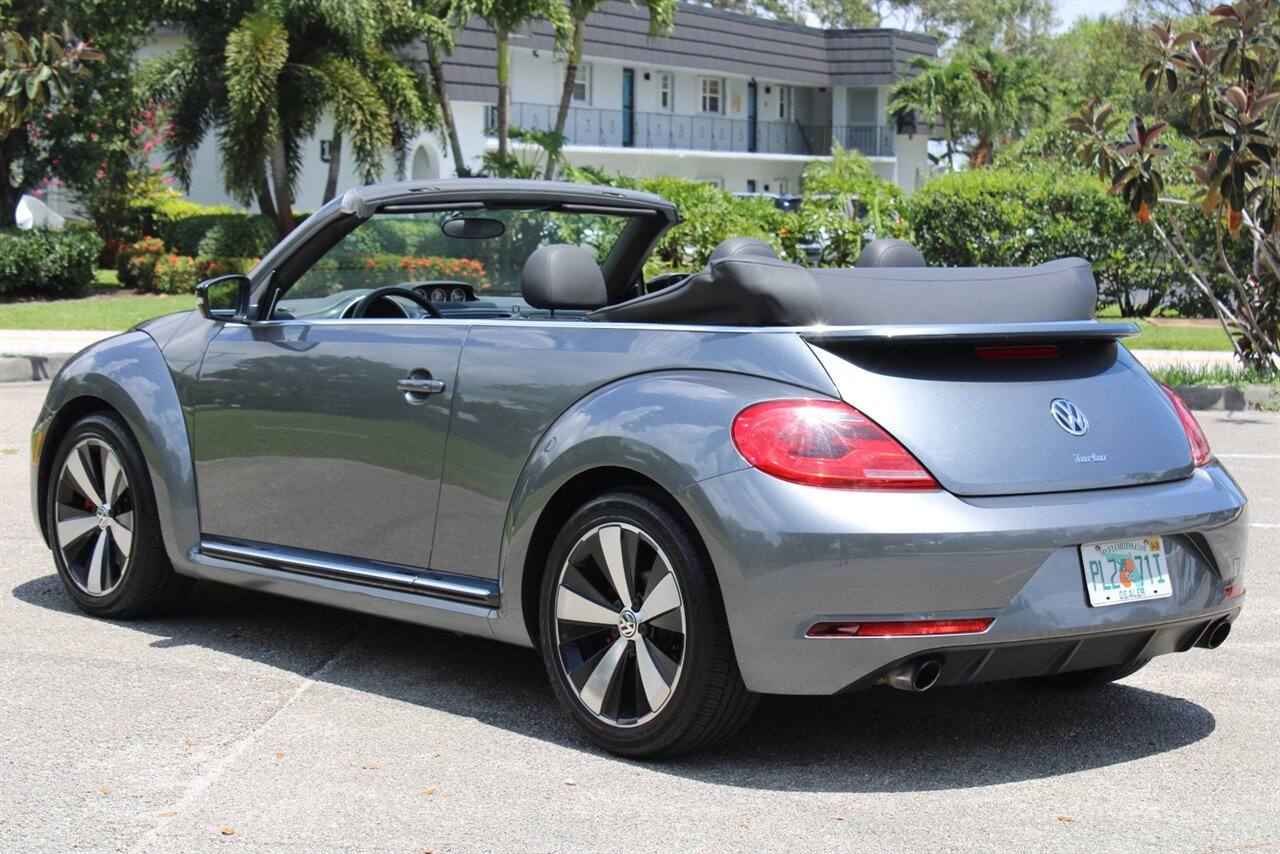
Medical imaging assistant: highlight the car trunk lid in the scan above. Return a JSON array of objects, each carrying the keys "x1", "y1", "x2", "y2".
[{"x1": 805, "y1": 325, "x2": 1196, "y2": 497}]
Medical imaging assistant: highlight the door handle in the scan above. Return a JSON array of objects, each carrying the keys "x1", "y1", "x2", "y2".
[{"x1": 397, "y1": 376, "x2": 446, "y2": 403}]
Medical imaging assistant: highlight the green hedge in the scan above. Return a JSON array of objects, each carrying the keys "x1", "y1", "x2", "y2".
[
  {"x1": 294, "y1": 254, "x2": 488, "y2": 297},
  {"x1": 905, "y1": 168, "x2": 1177, "y2": 315},
  {"x1": 0, "y1": 227, "x2": 104, "y2": 297}
]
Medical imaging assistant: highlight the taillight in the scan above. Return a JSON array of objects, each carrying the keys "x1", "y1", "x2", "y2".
[
  {"x1": 1160, "y1": 384, "x2": 1211, "y2": 467},
  {"x1": 807, "y1": 618, "x2": 993, "y2": 638},
  {"x1": 731, "y1": 399, "x2": 938, "y2": 489}
]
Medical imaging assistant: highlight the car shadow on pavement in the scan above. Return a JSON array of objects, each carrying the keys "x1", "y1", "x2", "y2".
[{"x1": 13, "y1": 573, "x2": 1217, "y2": 793}]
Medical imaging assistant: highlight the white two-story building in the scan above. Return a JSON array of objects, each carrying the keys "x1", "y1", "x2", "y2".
[{"x1": 141, "y1": 2, "x2": 935, "y2": 211}]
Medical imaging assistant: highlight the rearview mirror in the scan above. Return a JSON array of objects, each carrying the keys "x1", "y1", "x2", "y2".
[
  {"x1": 441, "y1": 216, "x2": 505, "y2": 239},
  {"x1": 196, "y1": 275, "x2": 250, "y2": 322}
]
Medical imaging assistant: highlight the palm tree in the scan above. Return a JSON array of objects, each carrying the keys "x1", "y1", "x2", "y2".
[
  {"x1": 888, "y1": 49, "x2": 1051, "y2": 169},
  {"x1": 543, "y1": 0, "x2": 674, "y2": 180},
  {"x1": 965, "y1": 47, "x2": 1051, "y2": 166},
  {"x1": 151, "y1": 0, "x2": 435, "y2": 238},
  {"x1": 414, "y1": 0, "x2": 473, "y2": 176},
  {"x1": 477, "y1": 0, "x2": 570, "y2": 163},
  {"x1": 888, "y1": 55, "x2": 983, "y2": 170}
]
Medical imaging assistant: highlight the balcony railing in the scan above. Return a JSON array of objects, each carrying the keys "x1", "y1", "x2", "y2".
[{"x1": 489, "y1": 103, "x2": 896, "y2": 158}]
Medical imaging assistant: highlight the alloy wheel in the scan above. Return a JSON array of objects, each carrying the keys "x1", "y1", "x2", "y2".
[
  {"x1": 53, "y1": 436, "x2": 135, "y2": 596},
  {"x1": 552, "y1": 522, "x2": 687, "y2": 727}
]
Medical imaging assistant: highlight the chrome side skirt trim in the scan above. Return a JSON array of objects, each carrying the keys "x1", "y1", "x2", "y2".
[{"x1": 199, "y1": 538, "x2": 500, "y2": 607}]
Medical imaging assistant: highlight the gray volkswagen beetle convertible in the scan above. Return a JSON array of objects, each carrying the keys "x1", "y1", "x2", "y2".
[{"x1": 31, "y1": 179, "x2": 1248, "y2": 757}]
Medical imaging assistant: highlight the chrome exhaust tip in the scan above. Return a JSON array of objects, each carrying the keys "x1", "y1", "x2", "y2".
[
  {"x1": 884, "y1": 658, "x2": 943, "y2": 692},
  {"x1": 1196, "y1": 618, "x2": 1231, "y2": 650}
]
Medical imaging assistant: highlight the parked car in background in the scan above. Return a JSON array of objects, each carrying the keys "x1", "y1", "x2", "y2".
[{"x1": 31, "y1": 180, "x2": 1247, "y2": 758}]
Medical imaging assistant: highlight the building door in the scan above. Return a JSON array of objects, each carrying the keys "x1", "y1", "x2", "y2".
[
  {"x1": 747, "y1": 81, "x2": 758, "y2": 152},
  {"x1": 622, "y1": 68, "x2": 635, "y2": 147}
]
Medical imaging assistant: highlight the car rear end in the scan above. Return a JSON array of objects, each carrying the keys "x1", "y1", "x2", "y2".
[{"x1": 685, "y1": 326, "x2": 1247, "y2": 695}]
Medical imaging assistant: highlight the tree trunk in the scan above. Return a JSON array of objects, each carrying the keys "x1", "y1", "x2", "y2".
[
  {"x1": 496, "y1": 32, "x2": 510, "y2": 162},
  {"x1": 269, "y1": 138, "x2": 296, "y2": 239},
  {"x1": 256, "y1": 166, "x2": 279, "y2": 226},
  {"x1": 324, "y1": 129, "x2": 343, "y2": 204},
  {"x1": 544, "y1": 20, "x2": 584, "y2": 180},
  {"x1": 426, "y1": 39, "x2": 468, "y2": 176},
  {"x1": 0, "y1": 134, "x2": 23, "y2": 229},
  {"x1": 970, "y1": 136, "x2": 993, "y2": 168}
]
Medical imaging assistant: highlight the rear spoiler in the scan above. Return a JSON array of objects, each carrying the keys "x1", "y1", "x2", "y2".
[{"x1": 802, "y1": 320, "x2": 1140, "y2": 346}]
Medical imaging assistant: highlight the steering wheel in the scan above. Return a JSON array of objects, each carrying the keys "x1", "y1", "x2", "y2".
[{"x1": 352, "y1": 285, "x2": 443, "y2": 319}]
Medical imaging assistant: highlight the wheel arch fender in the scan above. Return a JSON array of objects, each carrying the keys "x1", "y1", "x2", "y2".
[
  {"x1": 34, "y1": 332, "x2": 197, "y2": 569},
  {"x1": 495, "y1": 369, "x2": 825, "y2": 648}
]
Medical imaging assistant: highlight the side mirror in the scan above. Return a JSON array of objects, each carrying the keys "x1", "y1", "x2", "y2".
[{"x1": 196, "y1": 275, "x2": 250, "y2": 322}]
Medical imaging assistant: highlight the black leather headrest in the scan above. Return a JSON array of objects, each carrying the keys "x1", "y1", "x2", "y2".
[
  {"x1": 856, "y1": 238, "x2": 926, "y2": 268},
  {"x1": 708, "y1": 237, "x2": 778, "y2": 264},
  {"x1": 521, "y1": 244, "x2": 608, "y2": 310}
]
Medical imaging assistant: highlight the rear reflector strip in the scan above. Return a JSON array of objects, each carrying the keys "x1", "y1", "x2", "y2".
[
  {"x1": 975, "y1": 345, "x2": 1061, "y2": 360},
  {"x1": 806, "y1": 618, "x2": 994, "y2": 638},
  {"x1": 1226, "y1": 584, "x2": 1245, "y2": 599}
]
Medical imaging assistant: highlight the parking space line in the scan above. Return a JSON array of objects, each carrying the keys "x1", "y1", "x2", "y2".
[{"x1": 1250, "y1": 523, "x2": 1279, "y2": 529}]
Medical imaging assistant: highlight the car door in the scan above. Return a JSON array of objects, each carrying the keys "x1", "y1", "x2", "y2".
[{"x1": 192, "y1": 318, "x2": 467, "y2": 571}]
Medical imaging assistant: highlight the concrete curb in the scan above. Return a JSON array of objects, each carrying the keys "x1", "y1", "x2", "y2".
[
  {"x1": 1172, "y1": 384, "x2": 1279, "y2": 411},
  {"x1": 0, "y1": 354, "x2": 70, "y2": 384}
]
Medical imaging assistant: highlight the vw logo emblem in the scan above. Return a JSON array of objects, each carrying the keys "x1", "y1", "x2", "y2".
[
  {"x1": 617, "y1": 609, "x2": 639, "y2": 639},
  {"x1": 1050, "y1": 398, "x2": 1089, "y2": 436}
]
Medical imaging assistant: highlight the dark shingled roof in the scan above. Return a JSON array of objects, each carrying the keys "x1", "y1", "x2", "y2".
[{"x1": 426, "y1": 1, "x2": 936, "y2": 103}]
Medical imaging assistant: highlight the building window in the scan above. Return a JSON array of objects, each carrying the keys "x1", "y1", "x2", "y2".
[
  {"x1": 700, "y1": 77, "x2": 724, "y2": 114},
  {"x1": 777, "y1": 86, "x2": 792, "y2": 121},
  {"x1": 573, "y1": 64, "x2": 591, "y2": 104},
  {"x1": 658, "y1": 72, "x2": 673, "y2": 111}
]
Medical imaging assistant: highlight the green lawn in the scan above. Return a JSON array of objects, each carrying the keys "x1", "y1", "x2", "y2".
[
  {"x1": 1109, "y1": 319, "x2": 1235, "y2": 351},
  {"x1": 1097, "y1": 304, "x2": 1234, "y2": 351},
  {"x1": 0, "y1": 292, "x2": 196, "y2": 330},
  {"x1": 1147, "y1": 363, "x2": 1277, "y2": 387}
]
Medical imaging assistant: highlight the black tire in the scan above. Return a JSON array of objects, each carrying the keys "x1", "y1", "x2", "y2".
[
  {"x1": 539, "y1": 489, "x2": 757, "y2": 758},
  {"x1": 46, "y1": 412, "x2": 191, "y2": 618},
  {"x1": 1031, "y1": 658, "x2": 1150, "y2": 690}
]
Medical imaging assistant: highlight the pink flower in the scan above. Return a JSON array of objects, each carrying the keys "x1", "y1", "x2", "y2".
[
  {"x1": 33, "y1": 190, "x2": 42, "y2": 197},
  {"x1": 89, "y1": 133, "x2": 97, "y2": 141},
  {"x1": 96, "y1": 170, "x2": 106, "y2": 179},
  {"x1": 45, "y1": 112, "x2": 52, "y2": 119},
  {"x1": 162, "y1": 177, "x2": 173, "y2": 184},
  {"x1": 144, "y1": 141, "x2": 154, "y2": 151}
]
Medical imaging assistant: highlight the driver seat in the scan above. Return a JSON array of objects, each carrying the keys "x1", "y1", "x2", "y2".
[{"x1": 521, "y1": 244, "x2": 608, "y2": 311}]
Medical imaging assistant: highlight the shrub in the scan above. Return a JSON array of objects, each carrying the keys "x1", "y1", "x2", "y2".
[
  {"x1": 905, "y1": 167, "x2": 1184, "y2": 316},
  {"x1": 0, "y1": 227, "x2": 104, "y2": 297},
  {"x1": 194, "y1": 256, "x2": 260, "y2": 280},
  {"x1": 116, "y1": 236, "x2": 166, "y2": 289},
  {"x1": 195, "y1": 215, "x2": 278, "y2": 258},
  {"x1": 304, "y1": 254, "x2": 487, "y2": 293},
  {"x1": 149, "y1": 254, "x2": 200, "y2": 294}
]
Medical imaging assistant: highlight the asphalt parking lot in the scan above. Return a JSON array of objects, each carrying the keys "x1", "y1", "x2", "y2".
[{"x1": 1, "y1": 379, "x2": 1277, "y2": 853}]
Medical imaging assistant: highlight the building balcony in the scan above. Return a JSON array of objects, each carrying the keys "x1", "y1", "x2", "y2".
[{"x1": 490, "y1": 103, "x2": 896, "y2": 158}]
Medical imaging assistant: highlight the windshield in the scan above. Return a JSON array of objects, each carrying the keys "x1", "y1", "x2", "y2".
[{"x1": 287, "y1": 207, "x2": 631, "y2": 303}]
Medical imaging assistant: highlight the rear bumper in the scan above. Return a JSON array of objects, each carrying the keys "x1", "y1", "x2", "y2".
[
  {"x1": 679, "y1": 461, "x2": 1248, "y2": 695},
  {"x1": 844, "y1": 609, "x2": 1240, "y2": 692}
]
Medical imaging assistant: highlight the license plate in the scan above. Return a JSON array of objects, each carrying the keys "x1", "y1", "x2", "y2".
[{"x1": 1080, "y1": 537, "x2": 1173, "y2": 607}]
